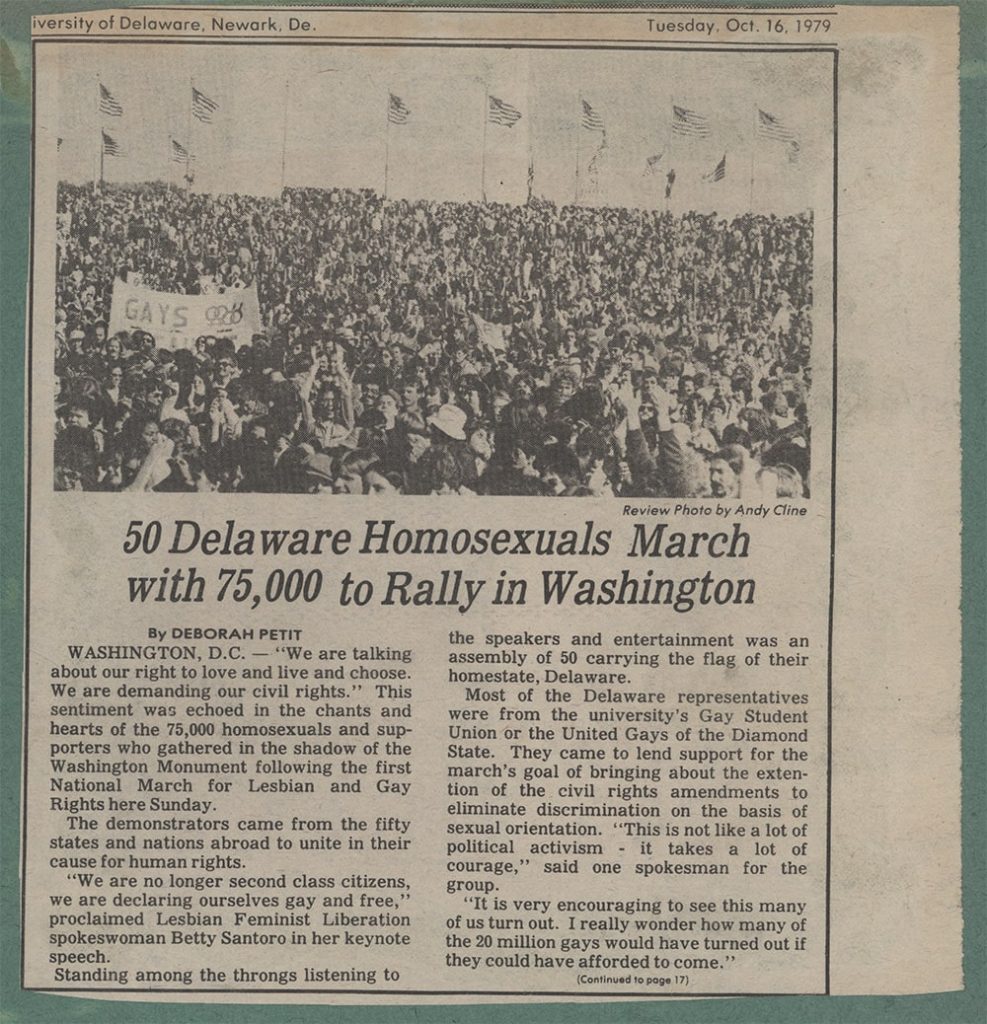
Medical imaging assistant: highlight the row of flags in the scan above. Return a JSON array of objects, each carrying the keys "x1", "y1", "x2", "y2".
[
  {"x1": 641, "y1": 105, "x2": 800, "y2": 188},
  {"x1": 377, "y1": 87, "x2": 798, "y2": 154},
  {"x1": 642, "y1": 151, "x2": 723, "y2": 186},
  {"x1": 98, "y1": 82, "x2": 220, "y2": 124},
  {"x1": 92, "y1": 79, "x2": 799, "y2": 199},
  {"x1": 390, "y1": 91, "x2": 526, "y2": 129},
  {"x1": 99, "y1": 131, "x2": 193, "y2": 164},
  {"x1": 98, "y1": 122, "x2": 727, "y2": 191},
  {"x1": 97, "y1": 78, "x2": 798, "y2": 156},
  {"x1": 98, "y1": 82, "x2": 219, "y2": 177}
]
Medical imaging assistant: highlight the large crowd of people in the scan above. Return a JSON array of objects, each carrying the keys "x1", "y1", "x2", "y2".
[{"x1": 53, "y1": 181, "x2": 812, "y2": 497}]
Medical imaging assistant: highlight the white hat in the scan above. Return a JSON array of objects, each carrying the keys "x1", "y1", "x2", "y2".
[{"x1": 427, "y1": 403, "x2": 468, "y2": 441}]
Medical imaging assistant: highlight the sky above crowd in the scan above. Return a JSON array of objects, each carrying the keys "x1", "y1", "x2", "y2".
[{"x1": 49, "y1": 44, "x2": 833, "y2": 214}]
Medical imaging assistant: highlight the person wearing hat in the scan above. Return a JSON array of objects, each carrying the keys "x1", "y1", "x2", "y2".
[
  {"x1": 59, "y1": 327, "x2": 91, "y2": 377},
  {"x1": 302, "y1": 451, "x2": 335, "y2": 493},
  {"x1": 426, "y1": 402, "x2": 479, "y2": 485},
  {"x1": 427, "y1": 403, "x2": 468, "y2": 444}
]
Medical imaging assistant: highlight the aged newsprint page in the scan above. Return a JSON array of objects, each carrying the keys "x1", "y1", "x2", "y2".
[{"x1": 21, "y1": 3, "x2": 962, "y2": 1007}]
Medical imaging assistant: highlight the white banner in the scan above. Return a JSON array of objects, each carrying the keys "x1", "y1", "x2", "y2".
[
  {"x1": 107, "y1": 278, "x2": 261, "y2": 349},
  {"x1": 470, "y1": 311, "x2": 508, "y2": 352}
]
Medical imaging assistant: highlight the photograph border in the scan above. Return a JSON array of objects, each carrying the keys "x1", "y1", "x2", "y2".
[{"x1": 26, "y1": 34, "x2": 837, "y2": 997}]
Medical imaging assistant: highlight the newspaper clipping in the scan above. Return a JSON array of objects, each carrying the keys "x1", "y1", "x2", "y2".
[{"x1": 24, "y1": 4, "x2": 961, "y2": 1004}]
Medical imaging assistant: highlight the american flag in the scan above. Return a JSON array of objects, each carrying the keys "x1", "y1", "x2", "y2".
[
  {"x1": 704, "y1": 154, "x2": 726, "y2": 182},
  {"x1": 191, "y1": 87, "x2": 219, "y2": 123},
  {"x1": 581, "y1": 99, "x2": 605, "y2": 132},
  {"x1": 388, "y1": 93, "x2": 411, "y2": 124},
  {"x1": 171, "y1": 138, "x2": 190, "y2": 164},
  {"x1": 488, "y1": 95, "x2": 522, "y2": 127},
  {"x1": 757, "y1": 108, "x2": 796, "y2": 143},
  {"x1": 101, "y1": 130, "x2": 121, "y2": 157},
  {"x1": 645, "y1": 152, "x2": 663, "y2": 173},
  {"x1": 99, "y1": 83, "x2": 123, "y2": 117},
  {"x1": 665, "y1": 168, "x2": 676, "y2": 199},
  {"x1": 672, "y1": 104, "x2": 710, "y2": 138}
]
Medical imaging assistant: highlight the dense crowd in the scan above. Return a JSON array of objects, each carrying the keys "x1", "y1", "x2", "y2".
[{"x1": 54, "y1": 182, "x2": 812, "y2": 497}]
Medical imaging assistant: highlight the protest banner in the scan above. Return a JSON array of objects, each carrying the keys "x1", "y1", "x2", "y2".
[{"x1": 107, "y1": 278, "x2": 261, "y2": 348}]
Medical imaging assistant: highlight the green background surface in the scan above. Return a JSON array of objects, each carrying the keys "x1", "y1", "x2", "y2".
[{"x1": 1, "y1": 2, "x2": 984, "y2": 1021}]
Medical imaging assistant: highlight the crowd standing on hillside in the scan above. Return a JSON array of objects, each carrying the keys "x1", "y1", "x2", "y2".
[{"x1": 53, "y1": 182, "x2": 812, "y2": 497}]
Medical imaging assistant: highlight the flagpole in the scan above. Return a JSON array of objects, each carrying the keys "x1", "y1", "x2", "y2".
[
  {"x1": 666, "y1": 95, "x2": 674, "y2": 213},
  {"x1": 280, "y1": 77, "x2": 290, "y2": 195},
  {"x1": 592, "y1": 131, "x2": 605, "y2": 206},
  {"x1": 384, "y1": 93, "x2": 391, "y2": 200},
  {"x1": 527, "y1": 144, "x2": 534, "y2": 206},
  {"x1": 749, "y1": 103, "x2": 757, "y2": 211},
  {"x1": 575, "y1": 98, "x2": 581, "y2": 205},
  {"x1": 525, "y1": 88, "x2": 533, "y2": 205},
  {"x1": 525, "y1": 55, "x2": 534, "y2": 206},
  {"x1": 94, "y1": 74, "x2": 101, "y2": 188},
  {"x1": 664, "y1": 98, "x2": 673, "y2": 212},
  {"x1": 98, "y1": 75, "x2": 105, "y2": 189},
  {"x1": 480, "y1": 88, "x2": 488, "y2": 203},
  {"x1": 186, "y1": 78, "x2": 194, "y2": 193}
]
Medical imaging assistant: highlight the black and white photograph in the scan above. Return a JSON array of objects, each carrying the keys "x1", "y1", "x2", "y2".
[{"x1": 51, "y1": 45, "x2": 827, "y2": 497}]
